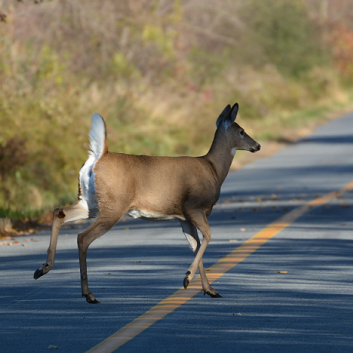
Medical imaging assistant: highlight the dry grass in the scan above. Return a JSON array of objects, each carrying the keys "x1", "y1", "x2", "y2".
[
  {"x1": 0, "y1": 218, "x2": 12, "y2": 235},
  {"x1": 0, "y1": 0, "x2": 353, "y2": 219}
]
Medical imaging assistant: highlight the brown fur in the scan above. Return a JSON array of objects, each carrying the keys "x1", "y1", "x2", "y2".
[{"x1": 94, "y1": 153, "x2": 219, "y2": 220}]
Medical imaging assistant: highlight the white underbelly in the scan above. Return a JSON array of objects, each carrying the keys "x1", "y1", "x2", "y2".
[{"x1": 127, "y1": 209, "x2": 185, "y2": 222}]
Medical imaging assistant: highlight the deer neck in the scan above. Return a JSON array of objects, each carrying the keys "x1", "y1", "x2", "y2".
[{"x1": 205, "y1": 128, "x2": 234, "y2": 185}]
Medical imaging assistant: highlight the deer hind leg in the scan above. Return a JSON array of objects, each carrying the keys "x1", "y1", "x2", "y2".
[
  {"x1": 34, "y1": 201, "x2": 89, "y2": 280},
  {"x1": 77, "y1": 212, "x2": 123, "y2": 304},
  {"x1": 179, "y1": 220, "x2": 222, "y2": 298}
]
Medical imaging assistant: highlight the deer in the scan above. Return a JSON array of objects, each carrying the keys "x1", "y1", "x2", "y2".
[{"x1": 34, "y1": 103, "x2": 260, "y2": 303}]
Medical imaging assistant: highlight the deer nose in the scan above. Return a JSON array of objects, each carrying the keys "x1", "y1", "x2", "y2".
[{"x1": 250, "y1": 143, "x2": 261, "y2": 153}]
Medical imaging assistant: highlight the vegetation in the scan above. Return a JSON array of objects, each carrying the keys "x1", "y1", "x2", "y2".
[{"x1": 0, "y1": 0, "x2": 353, "y2": 230}]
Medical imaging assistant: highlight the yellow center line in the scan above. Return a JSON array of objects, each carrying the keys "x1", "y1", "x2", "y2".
[{"x1": 86, "y1": 181, "x2": 353, "y2": 353}]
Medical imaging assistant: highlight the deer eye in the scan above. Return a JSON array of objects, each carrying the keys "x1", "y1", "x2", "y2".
[{"x1": 240, "y1": 129, "x2": 245, "y2": 137}]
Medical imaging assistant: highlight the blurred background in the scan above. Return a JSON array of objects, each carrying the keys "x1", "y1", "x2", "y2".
[{"x1": 0, "y1": 0, "x2": 353, "y2": 229}]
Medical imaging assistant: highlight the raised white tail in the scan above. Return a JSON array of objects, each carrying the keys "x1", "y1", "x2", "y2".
[
  {"x1": 88, "y1": 113, "x2": 107, "y2": 160},
  {"x1": 34, "y1": 103, "x2": 261, "y2": 303}
]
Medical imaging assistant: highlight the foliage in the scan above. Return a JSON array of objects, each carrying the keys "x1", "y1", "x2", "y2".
[
  {"x1": 331, "y1": 24, "x2": 353, "y2": 82},
  {"x1": 243, "y1": 0, "x2": 327, "y2": 77},
  {"x1": 0, "y1": 0, "x2": 352, "y2": 215}
]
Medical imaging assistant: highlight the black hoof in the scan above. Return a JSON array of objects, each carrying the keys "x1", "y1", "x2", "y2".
[
  {"x1": 183, "y1": 277, "x2": 189, "y2": 289},
  {"x1": 33, "y1": 268, "x2": 44, "y2": 280},
  {"x1": 87, "y1": 299, "x2": 100, "y2": 304},
  {"x1": 85, "y1": 295, "x2": 100, "y2": 304},
  {"x1": 204, "y1": 290, "x2": 223, "y2": 298}
]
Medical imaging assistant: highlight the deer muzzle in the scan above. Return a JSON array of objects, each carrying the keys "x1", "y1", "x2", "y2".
[{"x1": 250, "y1": 143, "x2": 261, "y2": 153}]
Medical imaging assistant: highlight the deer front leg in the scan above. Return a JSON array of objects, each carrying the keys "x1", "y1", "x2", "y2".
[
  {"x1": 34, "y1": 202, "x2": 88, "y2": 279},
  {"x1": 179, "y1": 220, "x2": 221, "y2": 298}
]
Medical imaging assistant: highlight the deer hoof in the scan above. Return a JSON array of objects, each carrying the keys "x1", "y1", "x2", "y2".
[
  {"x1": 84, "y1": 291, "x2": 100, "y2": 304},
  {"x1": 85, "y1": 295, "x2": 100, "y2": 304},
  {"x1": 183, "y1": 270, "x2": 191, "y2": 289},
  {"x1": 34, "y1": 262, "x2": 51, "y2": 279},
  {"x1": 204, "y1": 290, "x2": 222, "y2": 298},
  {"x1": 87, "y1": 298, "x2": 100, "y2": 304},
  {"x1": 33, "y1": 268, "x2": 44, "y2": 279}
]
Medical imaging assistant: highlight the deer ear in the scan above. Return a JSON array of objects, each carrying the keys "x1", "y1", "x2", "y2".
[
  {"x1": 216, "y1": 104, "x2": 231, "y2": 128},
  {"x1": 230, "y1": 103, "x2": 239, "y2": 123}
]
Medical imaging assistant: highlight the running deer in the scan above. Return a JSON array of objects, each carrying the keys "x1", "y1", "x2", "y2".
[{"x1": 34, "y1": 103, "x2": 260, "y2": 303}]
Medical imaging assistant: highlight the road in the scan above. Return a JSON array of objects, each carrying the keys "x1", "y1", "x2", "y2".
[{"x1": 1, "y1": 112, "x2": 353, "y2": 353}]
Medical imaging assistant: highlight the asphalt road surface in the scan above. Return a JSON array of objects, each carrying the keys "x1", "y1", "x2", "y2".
[{"x1": 1, "y1": 112, "x2": 353, "y2": 353}]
